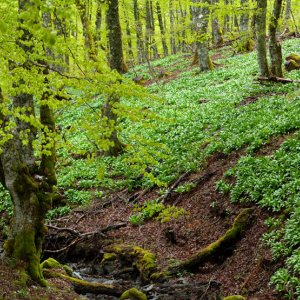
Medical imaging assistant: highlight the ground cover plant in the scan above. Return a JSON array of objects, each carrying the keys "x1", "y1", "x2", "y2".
[{"x1": 0, "y1": 37, "x2": 300, "y2": 298}]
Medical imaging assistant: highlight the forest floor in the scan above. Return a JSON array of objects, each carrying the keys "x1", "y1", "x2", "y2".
[
  {"x1": 47, "y1": 134, "x2": 289, "y2": 300},
  {"x1": 1, "y1": 39, "x2": 300, "y2": 299}
]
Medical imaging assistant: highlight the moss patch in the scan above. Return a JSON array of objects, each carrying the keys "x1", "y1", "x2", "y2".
[
  {"x1": 120, "y1": 287, "x2": 147, "y2": 300},
  {"x1": 103, "y1": 244, "x2": 157, "y2": 282},
  {"x1": 223, "y1": 296, "x2": 246, "y2": 300}
]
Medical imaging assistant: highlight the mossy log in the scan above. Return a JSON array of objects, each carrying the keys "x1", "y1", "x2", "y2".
[
  {"x1": 120, "y1": 287, "x2": 147, "y2": 300},
  {"x1": 41, "y1": 257, "x2": 123, "y2": 296},
  {"x1": 44, "y1": 269, "x2": 123, "y2": 296},
  {"x1": 166, "y1": 208, "x2": 254, "y2": 274},
  {"x1": 102, "y1": 244, "x2": 157, "y2": 282}
]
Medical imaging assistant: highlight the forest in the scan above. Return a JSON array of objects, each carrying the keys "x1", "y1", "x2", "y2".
[{"x1": 0, "y1": 0, "x2": 300, "y2": 299}]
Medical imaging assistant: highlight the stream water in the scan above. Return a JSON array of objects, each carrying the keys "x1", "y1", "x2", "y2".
[{"x1": 67, "y1": 261, "x2": 222, "y2": 300}]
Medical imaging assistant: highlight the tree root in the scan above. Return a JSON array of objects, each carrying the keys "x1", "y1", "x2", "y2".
[
  {"x1": 44, "y1": 269, "x2": 123, "y2": 296},
  {"x1": 153, "y1": 208, "x2": 254, "y2": 280}
]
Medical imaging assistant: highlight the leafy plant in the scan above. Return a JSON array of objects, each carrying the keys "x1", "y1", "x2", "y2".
[{"x1": 129, "y1": 199, "x2": 186, "y2": 225}]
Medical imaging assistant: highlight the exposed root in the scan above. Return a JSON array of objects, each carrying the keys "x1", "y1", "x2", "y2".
[{"x1": 161, "y1": 208, "x2": 254, "y2": 276}]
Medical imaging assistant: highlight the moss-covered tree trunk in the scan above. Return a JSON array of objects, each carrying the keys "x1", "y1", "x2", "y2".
[
  {"x1": 0, "y1": 91, "x2": 52, "y2": 287},
  {"x1": 269, "y1": 0, "x2": 283, "y2": 77},
  {"x1": 107, "y1": 0, "x2": 127, "y2": 73},
  {"x1": 256, "y1": 0, "x2": 270, "y2": 77},
  {"x1": 104, "y1": 0, "x2": 126, "y2": 156},
  {"x1": 0, "y1": 1, "x2": 57, "y2": 286},
  {"x1": 192, "y1": 0, "x2": 214, "y2": 72}
]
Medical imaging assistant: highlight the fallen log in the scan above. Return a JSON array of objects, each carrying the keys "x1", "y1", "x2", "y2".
[
  {"x1": 257, "y1": 76, "x2": 300, "y2": 84},
  {"x1": 42, "y1": 258, "x2": 123, "y2": 296}
]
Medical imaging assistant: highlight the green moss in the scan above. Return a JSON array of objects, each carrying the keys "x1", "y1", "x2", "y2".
[
  {"x1": 102, "y1": 253, "x2": 117, "y2": 262},
  {"x1": 41, "y1": 257, "x2": 62, "y2": 269},
  {"x1": 150, "y1": 271, "x2": 171, "y2": 282},
  {"x1": 286, "y1": 53, "x2": 300, "y2": 63},
  {"x1": 103, "y1": 244, "x2": 157, "y2": 282},
  {"x1": 41, "y1": 257, "x2": 73, "y2": 276},
  {"x1": 223, "y1": 296, "x2": 246, "y2": 300},
  {"x1": 120, "y1": 287, "x2": 147, "y2": 300},
  {"x1": 13, "y1": 228, "x2": 47, "y2": 287},
  {"x1": 43, "y1": 270, "x2": 121, "y2": 296},
  {"x1": 167, "y1": 208, "x2": 253, "y2": 273},
  {"x1": 131, "y1": 246, "x2": 157, "y2": 281}
]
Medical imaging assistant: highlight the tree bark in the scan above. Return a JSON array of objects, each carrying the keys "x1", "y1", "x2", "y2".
[
  {"x1": 133, "y1": 0, "x2": 145, "y2": 63},
  {"x1": 169, "y1": 0, "x2": 176, "y2": 55},
  {"x1": 269, "y1": 0, "x2": 283, "y2": 77},
  {"x1": 0, "y1": 0, "x2": 57, "y2": 286},
  {"x1": 107, "y1": 0, "x2": 127, "y2": 73},
  {"x1": 121, "y1": 0, "x2": 134, "y2": 63},
  {"x1": 211, "y1": 0, "x2": 224, "y2": 47},
  {"x1": 256, "y1": 0, "x2": 270, "y2": 77},
  {"x1": 284, "y1": 0, "x2": 291, "y2": 31},
  {"x1": 145, "y1": 0, "x2": 158, "y2": 60},
  {"x1": 240, "y1": 0, "x2": 250, "y2": 32},
  {"x1": 192, "y1": 0, "x2": 214, "y2": 72},
  {"x1": 156, "y1": 1, "x2": 169, "y2": 57},
  {"x1": 75, "y1": 0, "x2": 98, "y2": 62}
]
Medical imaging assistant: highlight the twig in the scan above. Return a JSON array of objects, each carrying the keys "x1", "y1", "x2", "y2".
[
  {"x1": 162, "y1": 171, "x2": 191, "y2": 203},
  {"x1": 47, "y1": 224, "x2": 80, "y2": 236}
]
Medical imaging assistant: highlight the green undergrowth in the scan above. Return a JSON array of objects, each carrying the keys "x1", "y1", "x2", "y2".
[
  {"x1": 129, "y1": 198, "x2": 186, "y2": 225},
  {"x1": 218, "y1": 133, "x2": 300, "y2": 299},
  {"x1": 56, "y1": 38, "x2": 300, "y2": 195}
]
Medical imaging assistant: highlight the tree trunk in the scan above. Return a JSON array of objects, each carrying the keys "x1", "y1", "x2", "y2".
[
  {"x1": 269, "y1": 0, "x2": 283, "y2": 77},
  {"x1": 107, "y1": 0, "x2": 127, "y2": 73},
  {"x1": 284, "y1": 0, "x2": 291, "y2": 31},
  {"x1": 240, "y1": 0, "x2": 250, "y2": 32},
  {"x1": 95, "y1": 1, "x2": 102, "y2": 44},
  {"x1": 192, "y1": 0, "x2": 214, "y2": 72},
  {"x1": 156, "y1": 1, "x2": 169, "y2": 57},
  {"x1": 133, "y1": 0, "x2": 145, "y2": 63},
  {"x1": 169, "y1": 0, "x2": 176, "y2": 55},
  {"x1": 211, "y1": 0, "x2": 224, "y2": 47},
  {"x1": 256, "y1": 0, "x2": 270, "y2": 77},
  {"x1": 0, "y1": 0, "x2": 57, "y2": 286},
  {"x1": 145, "y1": 0, "x2": 158, "y2": 60},
  {"x1": 104, "y1": 0, "x2": 126, "y2": 156},
  {"x1": 75, "y1": 0, "x2": 98, "y2": 62},
  {"x1": 121, "y1": 0, "x2": 134, "y2": 63}
]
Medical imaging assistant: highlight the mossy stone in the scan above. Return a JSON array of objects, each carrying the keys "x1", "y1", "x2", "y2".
[
  {"x1": 120, "y1": 288, "x2": 147, "y2": 300},
  {"x1": 41, "y1": 257, "x2": 62, "y2": 269},
  {"x1": 223, "y1": 296, "x2": 246, "y2": 300}
]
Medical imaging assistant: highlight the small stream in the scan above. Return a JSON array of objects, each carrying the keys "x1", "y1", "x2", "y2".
[{"x1": 66, "y1": 261, "x2": 222, "y2": 300}]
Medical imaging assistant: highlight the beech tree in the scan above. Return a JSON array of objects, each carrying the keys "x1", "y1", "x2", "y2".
[
  {"x1": 0, "y1": 0, "x2": 57, "y2": 285},
  {"x1": 191, "y1": 0, "x2": 213, "y2": 71}
]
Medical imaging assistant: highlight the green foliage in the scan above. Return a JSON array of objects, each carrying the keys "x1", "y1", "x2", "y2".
[
  {"x1": 174, "y1": 182, "x2": 196, "y2": 193},
  {"x1": 64, "y1": 189, "x2": 92, "y2": 205},
  {"x1": 129, "y1": 199, "x2": 186, "y2": 225},
  {"x1": 46, "y1": 206, "x2": 71, "y2": 220},
  {"x1": 0, "y1": 185, "x2": 13, "y2": 217},
  {"x1": 224, "y1": 134, "x2": 300, "y2": 297}
]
